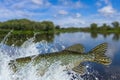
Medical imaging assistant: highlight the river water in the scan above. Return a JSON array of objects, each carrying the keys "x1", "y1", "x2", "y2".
[{"x1": 0, "y1": 32, "x2": 120, "y2": 80}]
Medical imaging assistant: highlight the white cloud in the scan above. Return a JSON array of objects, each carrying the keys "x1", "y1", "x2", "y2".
[
  {"x1": 0, "y1": 7, "x2": 46, "y2": 21},
  {"x1": 54, "y1": 16, "x2": 85, "y2": 27},
  {"x1": 58, "y1": 0, "x2": 84, "y2": 9},
  {"x1": 58, "y1": 10, "x2": 68, "y2": 15},
  {"x1": 98, "y1": 5, "x2": 116, "y2": 16},
  {"x1": 11, "y1": 1, "x2": 27, "y2": 9},
  {"x1": 31, "y1": 0, "x2": 43, "y2": 5},
  {"x1": 31, "y1": 0, "x2": 51, "y2": 6},
  {"x1": 81, "y1": 13, "x2": 120, "y2": 27},
  {"x1": 0, "y1": 9, "x2": 25, "y2": 19},
  {"x1": 76, "y1": 13, "x2": 81, "y2": 18},
  {"x1": 8, "y1": 0, "x2": 51, "y2": 10},
  {"x1": 0, "y1": 0, "x2": 119, "y2": 27}
]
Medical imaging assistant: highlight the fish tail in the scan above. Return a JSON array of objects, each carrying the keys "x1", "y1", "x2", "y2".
[{"x1": 89, "y1": 43, "x2": 111, "y2": 65}]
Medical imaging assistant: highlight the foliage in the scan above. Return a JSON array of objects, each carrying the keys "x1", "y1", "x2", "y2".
[
  {"x1": 112, "y1": 21, "x2": 119, "y2": 28},
  {"x1": 0, "y1": 19, "x2": 55, "y2": 32},
  {"x1": 90, "y1": 23, "x2": 98, "y2": 31},
  {"x1": 80, "y1": 21, "x2": 120, "y2": 33},
  {"x1": 0, "y1": 19, "x2": 120, "y2": 34},
  {"x1": 55, "y1": 25, "x2": 60, "y2": 29}
]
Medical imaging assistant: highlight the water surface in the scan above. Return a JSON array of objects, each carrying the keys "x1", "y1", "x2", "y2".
[{"x1": 0, "y1": 32, "x2": 120, "y2": 80}]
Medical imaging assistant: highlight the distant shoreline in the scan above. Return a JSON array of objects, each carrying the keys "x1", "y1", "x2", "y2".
[{"x1": 0, "y1": 18, "x2": 120, "y2": 34}]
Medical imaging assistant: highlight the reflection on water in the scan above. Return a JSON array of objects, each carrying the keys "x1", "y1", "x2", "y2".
[
  {"x1": 90, "y1": 32, "x2": 120, "y2": 41},
  {"x1": 0, "y1": 32, "x2": 120, "y2": 46},
  {"x1": 0, "y1": 33, "x2": 54, "y2": 46}
]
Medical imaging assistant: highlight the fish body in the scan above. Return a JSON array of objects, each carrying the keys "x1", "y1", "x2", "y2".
[{"x1": 9, "y1": 43, "x2": 111, "y2": 75}]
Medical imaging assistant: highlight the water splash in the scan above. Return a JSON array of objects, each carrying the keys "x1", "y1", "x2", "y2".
[
  {"x1": 0, "y1": 30, "x2": 13, "y2": 45},
  {"x1": 12, "y1": 61, "x2": 74, "y2": 80},
  {"x1": 0, "y1": 31, "x2": 83, "y2": 80},
  {"x1": 0, "y1": 48, "x2": 13, "y2": 80}
]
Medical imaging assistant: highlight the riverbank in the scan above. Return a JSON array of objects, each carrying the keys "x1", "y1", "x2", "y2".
[
  {"x1": 0, "y1": 19, "x2": 120, "y2": 34},
  {"x1": 1, "y1": 28, "x2": 120, "y2": 35}
]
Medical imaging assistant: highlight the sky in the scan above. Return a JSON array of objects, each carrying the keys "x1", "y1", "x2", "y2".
[{"x1": 0, "y1": 0, "x2": 120, "y2": 27}]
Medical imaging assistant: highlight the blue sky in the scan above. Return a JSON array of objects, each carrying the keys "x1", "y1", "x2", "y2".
[{"x1": 0, "y1": 0, "x2": 120, "y2": 27}]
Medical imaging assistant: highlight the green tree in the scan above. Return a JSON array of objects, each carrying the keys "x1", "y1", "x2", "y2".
[
  {"x1": 90, "y1": 23, "x2": 98, "y2": 31},
  {"x1": 55, "y1": 25, "x2": 60, "y2": 29},
  {"x1": 0, "y1": 19, "x2": 55, "y2": 32},
  {"x1": 101, "y1": 23, "x2": 108, "y2": 30},
  {"x1": 112, "y1": 21, "x2": 119, "y2": 28},
  {"x1": 41, "y1": 21, "x2": 55, "y2": 32}
]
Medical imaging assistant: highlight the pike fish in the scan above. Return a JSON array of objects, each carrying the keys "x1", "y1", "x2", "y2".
[{"x1": 9, "y1": 43, "x2": 111, "y2": 75}]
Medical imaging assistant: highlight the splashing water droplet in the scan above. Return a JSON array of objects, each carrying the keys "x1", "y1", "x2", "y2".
[{"x1": 0, "y1": 31, "x2": 84, "y2": 80}]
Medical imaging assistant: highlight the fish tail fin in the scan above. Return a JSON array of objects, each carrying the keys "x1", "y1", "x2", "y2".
[
  {"x1": 72, "y1": 43, "x2": 111, "y2": 75},
  {"x1": 89, "y1": 43, "x2": 111, "y2": 65}
]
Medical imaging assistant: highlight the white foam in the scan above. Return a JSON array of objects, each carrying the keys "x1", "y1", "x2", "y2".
[{"x1": 0, "y1": 32, "x2": 83, "y2": 80}]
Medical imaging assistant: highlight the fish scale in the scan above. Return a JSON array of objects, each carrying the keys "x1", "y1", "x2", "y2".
[{"x1": 9, "y1": 43, "x2": 111, "y2": 76}]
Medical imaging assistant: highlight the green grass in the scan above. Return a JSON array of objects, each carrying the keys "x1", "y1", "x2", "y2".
[{"x1": 1, "y1": 28, "x2": 120, "y2": 35}]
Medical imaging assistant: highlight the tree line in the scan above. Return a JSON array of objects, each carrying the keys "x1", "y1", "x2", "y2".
[
  {"x1": 0, "y1": 19, "x2": 120, "y2": 33},
  {"x1": 0, "y1": 19, "x2": 55, "y2": 32},
  {"x1": 80, "y1": 21, "x2": 120, "y2": 32}
]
